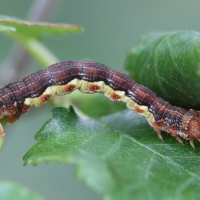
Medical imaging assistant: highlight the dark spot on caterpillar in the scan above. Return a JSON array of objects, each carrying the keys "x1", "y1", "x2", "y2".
[
  {"x1": 89, "y1": 84, "x2": 100, "y2": 91},
  {"x1": 135, "y1": 106, "x2": 144, "y2": 113},
  {"x1": 111, "y1": 93, "x2": 121, "y2": 101},
  {"x1": 22, "y1": 104, "x2": 31, "y2": 114},
  {"x1": 65, "y1": 84, "x2": 76, "y2": 92},
  {"x1": 40, "y1": 94, "x2": 52, "y2": 103}
]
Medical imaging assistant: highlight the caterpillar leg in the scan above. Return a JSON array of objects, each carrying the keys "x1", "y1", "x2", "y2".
[
  {"x1": 190, "y1": 139, "x2": 195, "y2": 150},
  {"x1": 153, "y1": 127, "x2": 163, "y2": 141},
  {"x1": 175, "y1": 136, "x2": 184, "y2": 145}
]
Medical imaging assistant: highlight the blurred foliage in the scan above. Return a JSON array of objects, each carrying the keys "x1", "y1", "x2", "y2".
[
  {"x1": 0, "y1": 24, "x2": 15, "y2": 32},
  {"x1": 0, "y1": 182, "x2": 43, "y2": 200}
]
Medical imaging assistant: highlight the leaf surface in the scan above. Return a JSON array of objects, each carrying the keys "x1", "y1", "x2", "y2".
[
  {"x1": 125, "y1": 31, "x2": 200, "y2": 110},
  {"x1": 0, "y1": 182, "x2": 43, "y2": 200},
  {"x1": 23, "y1": 106, "x2": 200, "y2": 200},
  {"x1": 77, "y1": 94, "x2": 126, "y2": 119},
  {"x1": 0, "y1": 15, "x2": 83, "y2": 39}
]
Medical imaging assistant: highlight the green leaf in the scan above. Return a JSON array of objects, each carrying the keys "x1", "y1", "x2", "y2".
[
  {"x1": 0, "y1": 15, "x2": 83, "y2": 39},
  {"x1": 0, "y1": 182, "x2": 43, "y2": 200},
  {"x1": 24, "y1": 106, "x2": 200, "y2": 199},
  {"x1": 75, "y1": 94, "x2": 126, "y2": 119},
  {"x1": 125, "y1": 31, "x2": 200, "y2": 110},
  {"x1": 0, "y1": 15, "x2": 83, "y2": 67},
  {"x1": 0, "y1": 25, "x2": 15, "y2": 32}
]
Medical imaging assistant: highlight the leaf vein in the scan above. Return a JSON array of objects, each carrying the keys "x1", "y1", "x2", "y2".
[{"x1": 123, "y1": 134, "x2": 200, "y2": 181}]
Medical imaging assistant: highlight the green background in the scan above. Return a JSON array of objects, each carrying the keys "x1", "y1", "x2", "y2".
[{"x1": 0, "y1": 0, "x2": 200, "y2": 199}]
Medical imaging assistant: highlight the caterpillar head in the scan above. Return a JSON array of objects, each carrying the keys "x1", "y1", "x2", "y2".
[{"x1": 188, "y1": 114, "x2": 200, "y2": 140}]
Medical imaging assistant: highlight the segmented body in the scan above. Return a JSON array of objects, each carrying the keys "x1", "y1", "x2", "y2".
[{"x1": 0, "y1": 61, "x2": 200, "y2": 148}]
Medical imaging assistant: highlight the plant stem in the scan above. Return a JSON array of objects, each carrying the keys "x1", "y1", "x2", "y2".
[{"x1": 23, "y1": 39, "x2": 59, "y2": 67}]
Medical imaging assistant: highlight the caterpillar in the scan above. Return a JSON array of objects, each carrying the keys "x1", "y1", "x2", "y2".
[{"x1": 0, "y1": 60, "x2": 199, "y2": 149}]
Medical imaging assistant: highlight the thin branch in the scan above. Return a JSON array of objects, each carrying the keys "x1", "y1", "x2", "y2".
[
  {"x1": 27, "y1": 0, "x2": 59, "y2": 22},
  {"x1": 0, "y1": 0, "x2": 59, "y2": 84}
]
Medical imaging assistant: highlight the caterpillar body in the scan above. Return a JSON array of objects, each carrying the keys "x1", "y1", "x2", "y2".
[{"x1": 0, "y1": 60, "x2": 199, "y2": 149}]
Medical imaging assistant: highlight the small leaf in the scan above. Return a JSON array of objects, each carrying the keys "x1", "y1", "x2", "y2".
[
  {"x1": 24, "y1": 106, "x2": 200, "y2": 199},
  {"x1": 0, "y1": 15, "x2": 83, "y2": 39},
  {"x1": 1, "y1": 118, "x2": 8, "y2": 128},
  {"x1": 125, "y1": 31, "x2": 200, "y2": 110},
  {"x1": 0, "y1": 181, "x2": 43, "y2": 200}
]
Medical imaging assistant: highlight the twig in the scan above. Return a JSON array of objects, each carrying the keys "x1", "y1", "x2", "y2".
[{"x1": 0, "y1": 0, "x2": 59, "y2": 84}]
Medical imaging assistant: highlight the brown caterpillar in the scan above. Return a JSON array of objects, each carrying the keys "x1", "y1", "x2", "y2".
[{"x1": 0, "y1": 61, "x2": 199, "y2": 149}]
